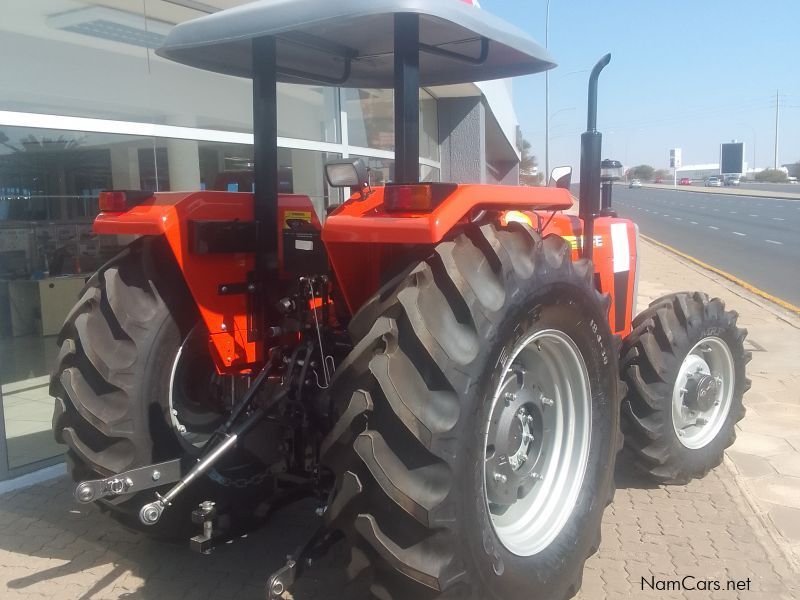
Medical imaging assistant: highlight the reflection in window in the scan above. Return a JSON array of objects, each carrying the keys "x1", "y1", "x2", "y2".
[
  {"x1": 419, "y1": 90, "x2": 439, "y2": 162},
  {"x1": 278, "y1": 84, "x2": 339, "y2": 143},
  {"x1": 420, "y1": 164, "x2": 441, "y2": 183},
  {"x1": 345, "y1": 89, "x2": 394, "y2": 151},
  {"x1": 352, "y1": 156, "x2": 395, "y2": 188},
  {"x1": 344, "y1": 89, "x2": 438, "y2": 161}
]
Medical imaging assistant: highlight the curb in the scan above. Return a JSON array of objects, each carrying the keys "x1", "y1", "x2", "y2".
[
  {"x1": 640, "y1": 183, "x2": 800, "y2": 201},
  {"x1": 640, "y1": 235, "x2": 800, "y2": 316}
]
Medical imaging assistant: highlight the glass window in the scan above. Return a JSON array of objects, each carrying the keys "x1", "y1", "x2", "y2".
[
  {"x1": 0, "y1": 124, "x2": 156, "y2": 471},
  {"x1": 420, "y1": 89, "x2": 439, "y2": 162},
  {"x1": 277, "y1": 84, "x2": 339, "y2": 143},
  {"x1": 344, "y1": 89, "x2": 439, "y2": 161},
  {"x1": 345, "y1": 89, "x2": 394, "y2": 151},
  {"x1": 351, "y1": 155, "x2": 395, "y2": 187},
  {"x1": 420, "y1": 164, "x2": 441, "y2": 182}
]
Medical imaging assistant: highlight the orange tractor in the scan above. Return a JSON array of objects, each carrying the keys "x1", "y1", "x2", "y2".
[{"x1": 51, "y1": 1, "x2": 750, "y2": 598}]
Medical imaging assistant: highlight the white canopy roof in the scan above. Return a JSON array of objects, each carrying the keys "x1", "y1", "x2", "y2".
[{"x1": 156, "y1": 0, "x2": 555, "y2": 87}]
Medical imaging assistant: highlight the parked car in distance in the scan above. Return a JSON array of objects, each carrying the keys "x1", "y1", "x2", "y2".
[
  {"x1": 705, "y1": 176, "x2": 723, "y2": 187},
  {"x1": 654, "y1": 177, "x2": 663, "y2": 183},
  {"x1": 679, "y1": 177, "x2": 692, "y2": 185},
  {"x1": 723, "y1": 174, "x2": 740, "y2": 186},
  {"x1": 629, "y1": 179, "x2": 642, "y2": 188}
]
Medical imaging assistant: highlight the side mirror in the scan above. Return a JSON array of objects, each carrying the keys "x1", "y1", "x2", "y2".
[
  {"x1": 325, "y1": 158, "x2": 369, "y2": 188},
  {"x1": 548, "y1": 166, "x2": 573, "y2": 189}
]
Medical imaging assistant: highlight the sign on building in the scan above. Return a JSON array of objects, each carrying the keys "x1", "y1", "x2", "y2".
[
  {"x1": 670, "y1": 148, "x2": 682, "y2": 169},
  {"x1": 720, "y1": 142, "x2": 744, "y2": 174}
]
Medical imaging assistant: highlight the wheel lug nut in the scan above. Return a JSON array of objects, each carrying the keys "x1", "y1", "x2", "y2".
[
  {"x1": 541, "y1": 396, "x2": 554, "y2": 406},
  {"x1": 494, "y1": 472, "x2": 507, "y2": 484},
  {"x1": 531, "y1": 472, "x2": 543, "y2": 481},
  {"x1": 504, "y1": 392, "x2": 515, "y2": 405}
]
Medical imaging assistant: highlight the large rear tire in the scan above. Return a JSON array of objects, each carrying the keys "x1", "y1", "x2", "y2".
[
  {"x1": 621, "y1": 292, "x2": 751, "y2": 484},
  {"x1": 321, "y1": 224, "x2": 621, "y2": 600},
  {"x1": 51, "y1": 237, "x2": 272, "y2": 539}
]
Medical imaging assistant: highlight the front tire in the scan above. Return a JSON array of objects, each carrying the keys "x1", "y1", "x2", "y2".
[
  {"x1": 322, "y1": 224, "x2": 621, "y2": 599},
  {"x1": 621, "y1": 292, "x2": 751, "y2": 483}
]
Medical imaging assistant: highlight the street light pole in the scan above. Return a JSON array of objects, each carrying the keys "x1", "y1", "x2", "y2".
[
  {"x1": 544, "y1": 0, "x2": 551, "y2": 181},
  {"x1": 773, "y1": 89, "x2": 779, "y2": 170}
]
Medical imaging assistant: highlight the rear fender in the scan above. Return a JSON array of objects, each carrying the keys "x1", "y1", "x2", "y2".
[
  {"x1": 95, "y1": 191, "x2": 316, "y2": 373},
  {"x1": 323, "y1": 184, "x2": 573, "y2": 314}
]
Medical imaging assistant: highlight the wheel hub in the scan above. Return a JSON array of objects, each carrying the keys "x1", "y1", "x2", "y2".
[
  {"x1": 683, "y1": 372, "x2": 721, "y2": 412},
  {"x1": 486, "y1": 372, "x2": 547, "y2": 505},
  {"x1": 483, "y1": 329, "x2": 592, "y2": 557},
  {"x1": 672, "y1": 337, "x2": 736, "y2": 450}
]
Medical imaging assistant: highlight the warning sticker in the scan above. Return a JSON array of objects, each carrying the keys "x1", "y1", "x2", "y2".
[
  {"x1": 562, "y1": 235, "x2": 604, "y2": 251},
  {"x1": 283, "y1": 210, "x2": 313, "y2": 229}
]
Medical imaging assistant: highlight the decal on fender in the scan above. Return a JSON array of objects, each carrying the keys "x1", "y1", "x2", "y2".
[{"x1": 562, "y1": 235, "x2": 603, "y2": 251}]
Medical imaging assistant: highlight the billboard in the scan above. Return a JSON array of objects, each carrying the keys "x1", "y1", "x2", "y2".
[
  {"x1": 720, "y1": 142, "x2": 744, "y2": 174},
  {"x1": 670, "y1": 148, "x2": 682, "y2": 169}
]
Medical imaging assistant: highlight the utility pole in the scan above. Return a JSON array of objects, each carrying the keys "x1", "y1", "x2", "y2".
[
  {"x1": 544, "y1": 0, "x2": 551, "y2": 181},
  {"x1": 773, "y1": 89, "x2": 779, "y2": 170}
]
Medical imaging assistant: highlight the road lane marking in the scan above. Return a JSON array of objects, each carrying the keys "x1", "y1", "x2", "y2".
[
  {"x1": 674, "y1": 217, "x2": 682, "y2": 221},
  {"x1": 749, "y1": 214, "x2": 759, "y2": 217},
  {"x1": 732, "y1": 231, "x2": 746, "y2": 236},
  {"x1": 690, "y1": 221, "x2": 698, "y2": 225},
  {"x1": 729, "y1": 211, "x2": 737, "y2": 214},
  {"x1": 772, "y1": 217, "x2": 785, "y2": 221},
  {"x1": 765, "y1": 239, "x2": 782, "y2": 245},
  {"x1": 640, "y1": 235, "x2": 800, "y2": 315},
  {"x1": 709, "y1": 226, "x2": 719, "y2": 230}
]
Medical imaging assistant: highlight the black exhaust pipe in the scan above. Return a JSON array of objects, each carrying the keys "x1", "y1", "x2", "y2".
[{"x1": 578, "y1": 53, "x2": 611, "y2": 263}]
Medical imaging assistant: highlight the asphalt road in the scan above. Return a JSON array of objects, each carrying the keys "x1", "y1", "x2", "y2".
[{"x1": 612, "y1": 187, "x2": 800, "y2": 305}]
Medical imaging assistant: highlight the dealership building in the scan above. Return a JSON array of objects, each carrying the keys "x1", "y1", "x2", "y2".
[{"x1": 0, "y1": 0, "x2": 524, "y2": 481}]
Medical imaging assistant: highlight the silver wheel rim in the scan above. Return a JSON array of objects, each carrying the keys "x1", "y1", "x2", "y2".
[
  {"x1": 168, "y1": 326, "x2": 230, "y2": 449},
  {"x1": 672, "y1": 336, "x2": 735, "y2": 449},
  {"x1": 483, "y1": 329, "x2": 592, "y2": 557}
]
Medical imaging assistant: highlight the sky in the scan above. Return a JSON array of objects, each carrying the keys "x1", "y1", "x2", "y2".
[{"x1": 480, "y1": 0, "x2": 800, "y2": 174}]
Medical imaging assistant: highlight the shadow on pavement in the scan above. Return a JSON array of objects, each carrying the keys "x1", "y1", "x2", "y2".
[{"x1": 0, "y1": 453, "x2": 660, "y2": 600}]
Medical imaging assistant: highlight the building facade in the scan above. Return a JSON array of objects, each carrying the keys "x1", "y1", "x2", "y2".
[{"x1": 0, "y1": 0, "x2": 523, "y2": 480}]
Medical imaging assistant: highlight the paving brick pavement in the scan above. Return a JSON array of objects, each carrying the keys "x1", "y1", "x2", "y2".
[
  {"x1": 634, "y1": 240, "x2": 800, "y2": 566},
  {"x1": 0, "y1": 239, "x2": 798, "y2": 600},
  {"x1": 0, "y1": 459, "x2": 796, "y2": 599}
]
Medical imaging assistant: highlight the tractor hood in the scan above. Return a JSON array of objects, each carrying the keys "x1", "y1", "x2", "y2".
[{"x1": 156, "y1": 0, "x2": 555, "y2": 87}]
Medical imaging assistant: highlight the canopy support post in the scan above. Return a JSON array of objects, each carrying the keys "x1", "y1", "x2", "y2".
[
  {"x1": 251, "y1": 35, "x2": 279, "y2": 341},
  {"x1": 394, "y1": 13, "x2": 420, "y2": 184}
]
